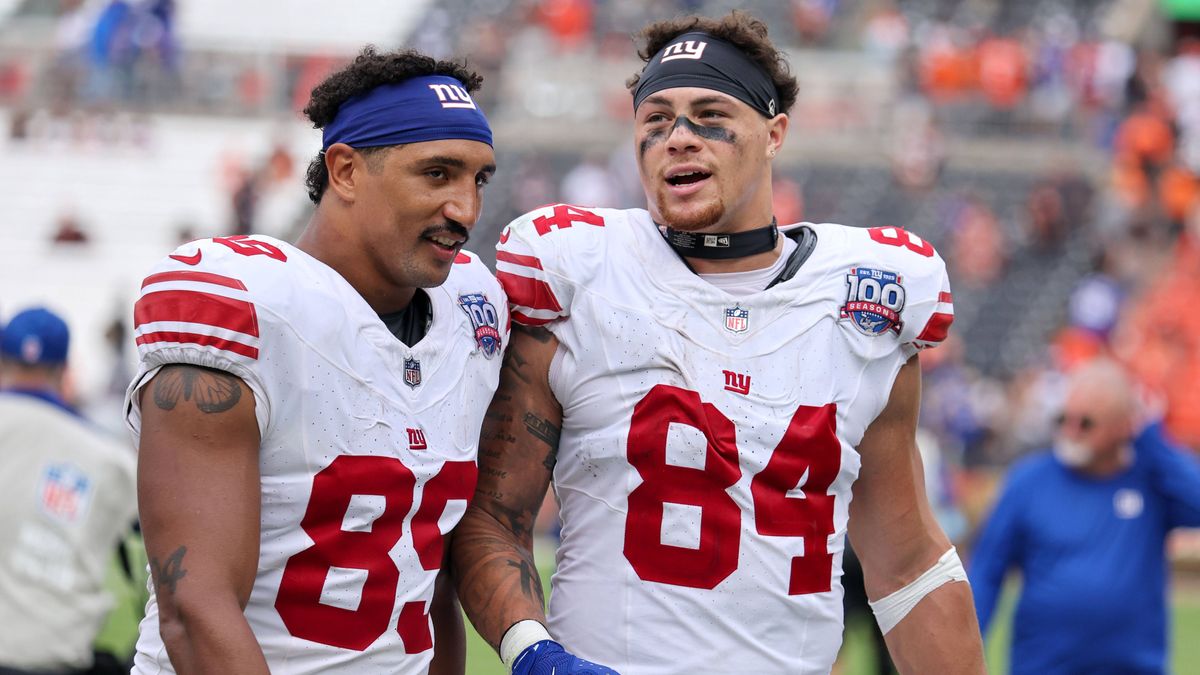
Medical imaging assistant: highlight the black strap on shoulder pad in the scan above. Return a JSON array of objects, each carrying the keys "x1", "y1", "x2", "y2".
[{"x1": 765, "y1": 225, "x2": 818, "y2": 289}]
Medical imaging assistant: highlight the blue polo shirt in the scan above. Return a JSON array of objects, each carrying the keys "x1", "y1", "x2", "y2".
[{"x1": 969, "y1": 424, "x2": 1200, "y2": 675}]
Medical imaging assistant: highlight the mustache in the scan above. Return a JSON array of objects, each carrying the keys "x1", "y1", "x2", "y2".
[{"x1": 420, "y1": 221, "x2": 471, "y2": 245}]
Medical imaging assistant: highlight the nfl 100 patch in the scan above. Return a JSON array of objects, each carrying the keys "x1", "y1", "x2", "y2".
[
  {"x1": 458, "y1": 292, "x2": 503, "y2": 358},
  {"x1": 404, "y1": 357, "x2": 422, "y2": 388},
  {"x1": 841, "y1": 267, "x2": 906, "y2": 336},
  {"x1": 38, "y1": 462, "x2": 92, "y2": 524}
]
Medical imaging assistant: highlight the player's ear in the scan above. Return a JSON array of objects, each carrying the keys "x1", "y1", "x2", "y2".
[
  {"x1": 324, "y1": 142, "x2": 359, "y2": 203},
  {"x1": 765, "y1": 113, "x2": 788, "y2": 159}
]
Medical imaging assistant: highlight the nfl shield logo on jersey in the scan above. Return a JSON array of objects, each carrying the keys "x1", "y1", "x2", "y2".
[
  {"x1": 724, "y1": 305, "x2": 750, "y2": 333},
  {"x1": 841, "y1": 267, "x2": 906, "y2": 336},
  {"x1": 38, "y1": 462, "x2": 92, "y2": 524},
  {"x1": 458, "y1": 293, "x2": 502, "y2": 358},
  {"x1": 404, "y1": 357, "x2": 422, "y2": 388}
]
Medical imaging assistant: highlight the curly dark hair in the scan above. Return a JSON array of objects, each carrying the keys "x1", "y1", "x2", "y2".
[
  {"x1": 302, "y1": 46, "x2": 484, "y2": 204},
  {"x1": 626, "y1": 11, "x2": 799, "y2": 116}
]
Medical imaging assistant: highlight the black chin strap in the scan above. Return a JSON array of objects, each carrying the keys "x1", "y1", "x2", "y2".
[{"x1": 664, "y1": 219, "x2": 778, "y2": 260}]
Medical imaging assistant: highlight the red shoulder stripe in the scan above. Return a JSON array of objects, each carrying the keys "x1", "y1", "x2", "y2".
[
  {"x1": 134, "y1": 290, "x2": 260, "y2": 337},
  {"x1": 938, "y1": 291, "x2": 953, "y2": 304},
  {"x1": 497, "y1": 271, "x2": 562, "y2": 313},
  {"x1": 142, "y1": 270, "x2": 247, "y2": 291},
  {"x1": 917, "y1": 312, "x2": 954, "y2": 343},
  {"x1": 496, "y1": 250, "x2": 544, "y2": 270},
  {"x1": 135, "y1": 331, "x2": 259, "y2": 359}
]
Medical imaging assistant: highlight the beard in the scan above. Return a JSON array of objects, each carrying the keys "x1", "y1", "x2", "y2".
[
  {"x1": 1053, "y1": 437, "x2": 1093, "y2": 467},
  {"x1": 654, "y1": 189, "x2": 725, "y2": 232}
]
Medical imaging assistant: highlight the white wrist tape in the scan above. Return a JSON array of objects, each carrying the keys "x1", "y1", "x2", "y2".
[
  {"x1": 500, "y1": 619, "x2": 553, "y2": 670},
  {"x1": 868, "y1": 546, "x2": 967, "y2": 635}
]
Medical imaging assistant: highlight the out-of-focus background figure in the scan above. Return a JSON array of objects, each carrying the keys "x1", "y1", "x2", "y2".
[
  {"x1": 1, "y1": 0, "x2": 1199, "y2": 672},
  {"x1": 0, "y1": 306, "x2": 137, "y2": 674},
  {"x1": 970, "y1": 359, "x2": 1200, "y2": 675}
]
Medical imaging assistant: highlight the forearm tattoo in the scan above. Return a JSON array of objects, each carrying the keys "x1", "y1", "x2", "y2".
[{"x1": 149, "y1": 545, "x2": 189, "y2": 595}]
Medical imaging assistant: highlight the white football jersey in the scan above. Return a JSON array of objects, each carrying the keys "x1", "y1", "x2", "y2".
[
  {"x1": 496, "y1": 206, "x2": 953, "y2": 675},
  {"x1": 124, "y1": 235, "x2": 507, "y2": 674}
]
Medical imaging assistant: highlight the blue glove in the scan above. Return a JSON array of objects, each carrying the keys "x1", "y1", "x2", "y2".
[{"x1": 510, "y1": 640, "x2": 621, "y2": 675}]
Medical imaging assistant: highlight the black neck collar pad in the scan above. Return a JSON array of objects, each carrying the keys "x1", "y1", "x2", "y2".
[{"x1": 664, "y1": 220, "x2": 778, "y2": 260}]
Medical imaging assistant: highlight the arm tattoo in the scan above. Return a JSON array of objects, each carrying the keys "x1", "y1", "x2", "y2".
[
  {"x1": 153, "y1": 366, "x2": 242, "y2": 413},
  {"x1": 504, "y1": 558, "x2": 546, "y2": 607},
  {"x1": 149, "y1": 545, "x2": 189, "y2": 595},
  {"x1": 523, "y1": 413, "x2": 560, "y2": 449},
  {"x1": 523, "y1": 413, "x2": 560, "y2": 471}
]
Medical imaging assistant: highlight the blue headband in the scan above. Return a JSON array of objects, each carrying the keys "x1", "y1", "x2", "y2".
[{"x1": 321, "y1": 75, "x2": 493, "y2": 150}]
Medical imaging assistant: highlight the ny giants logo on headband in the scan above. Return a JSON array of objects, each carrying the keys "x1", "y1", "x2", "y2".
[
  {"x1": 427, "y1": 83, "x2": 477, "y2": 110},
  {"x1": 661, "y1": 39, "x2": 707, "y2": 62}
]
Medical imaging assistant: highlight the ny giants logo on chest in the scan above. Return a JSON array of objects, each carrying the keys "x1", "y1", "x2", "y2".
[
  {"x1": 458, "y1": 292, "x2": 502, "y2": 358},
  {"x1": 841, "y1": 267, "x2": 906, "y2": 336}
]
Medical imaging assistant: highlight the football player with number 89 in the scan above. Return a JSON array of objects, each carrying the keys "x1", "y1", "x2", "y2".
[
  {"x1": 452, "y1": 12, "x2": 986, "y2": 675},
  {"x1": 126, "y1": 48, "x2": 506, "y2": 673}
]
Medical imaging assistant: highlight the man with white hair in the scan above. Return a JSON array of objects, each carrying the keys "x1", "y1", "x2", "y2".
[{"x1": 970, "y1": 358, "x2": 1200, "y2": 675}]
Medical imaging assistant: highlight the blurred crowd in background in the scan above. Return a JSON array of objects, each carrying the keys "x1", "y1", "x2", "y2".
[{"x1": 2, "y1": 0, "x2": 1199, "y2": 640}]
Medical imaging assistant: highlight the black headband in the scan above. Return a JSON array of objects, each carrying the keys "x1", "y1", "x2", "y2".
[{"x1": 633, "y1": 32, "x2": 781, "y2": 118}]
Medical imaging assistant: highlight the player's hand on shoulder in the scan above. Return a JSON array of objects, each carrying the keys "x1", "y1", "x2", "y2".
[{"x1": 511, "y1": 640, "x2": 620, "y2": 675}]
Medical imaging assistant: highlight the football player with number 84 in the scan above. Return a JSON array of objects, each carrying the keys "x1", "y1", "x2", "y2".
[{"x1": 452, "y1": 11, "x2": 987, "y2": 675}]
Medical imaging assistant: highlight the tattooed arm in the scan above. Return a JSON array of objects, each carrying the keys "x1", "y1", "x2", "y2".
[
  {"x1": 451, "y1": 325, "x2": 560, "y2": 651},
  {"x1": 137, "y1": 364, "x2": 268, "y2": 673}
]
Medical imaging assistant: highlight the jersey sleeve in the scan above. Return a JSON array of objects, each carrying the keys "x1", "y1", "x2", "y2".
[
  {"x1": 863, "y1": 227, "x2": 955, "y2": 356},
  {"x1": 494, "y1": 204, "x2": 594, "y2": 327},
  {"x1": 124, "y1": 237, "x2": 278, "y2": 441},
  {"x1": 900, "y1": 251, "x2": 954, "y2": 356}
]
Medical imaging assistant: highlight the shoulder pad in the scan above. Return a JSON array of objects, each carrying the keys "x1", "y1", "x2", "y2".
[{"x1": 495, "y1": 204, "x2": 618, "y2": 326}]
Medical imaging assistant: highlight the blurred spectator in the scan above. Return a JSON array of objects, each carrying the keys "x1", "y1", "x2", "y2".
[
  {"x1": 1066, "y1": 269, "x2": 1123, "y2": 340},
  {"x1": 52, "y1": 212, "x2": 90, "y2": 245},
  {"x1": 230, "y1": 168, "x2": 261, "y2": 235},
  {"x1": 0, "y1": 307, "x2": 137, "y2": 674},
  {"x1": 1163, "y1": 37, "x2": 1200, "y2": 172},
  {"x1": 1116, "y1": 232, "x2": 1200, "y2": 448},
  {"x1": 1024, "y1": 180, "x2": 1070, "y2": 250},
  {"x1": 889, "y1": 98, "x2": 944, "y2": 190},
  {"x1": 976, "y1": 32, "x2": 1028, "y2": 110},
  {"x1": 772, "y1": 175, "x2": 804, "y2": 225},
  {"x1": 970, "y1": 359, "x2": 1200, "y2": 675},
  {"x1": 535, "y1": 0, "x2": 593, "y2": 51},
  {"x1": 792, "y1": 0, "x2": 838, "y2": 45},
  {"x1": 949, "y1": 194, "x2": 1006, "y2": 286},
  {"x1": 1114, "y1": 99, "x2": 1175, "y2": 175},
  {"x1": 860, "y1": 2, "x2": 908, "y2": 63}
]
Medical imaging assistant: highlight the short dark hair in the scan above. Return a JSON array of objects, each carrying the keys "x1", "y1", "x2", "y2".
[
  {"x1": 303, "y1": 46, "x2": 485, "y2": 204},
  {"x1": 626, "y1": 11, "x2": 799, "y2": 116}
]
